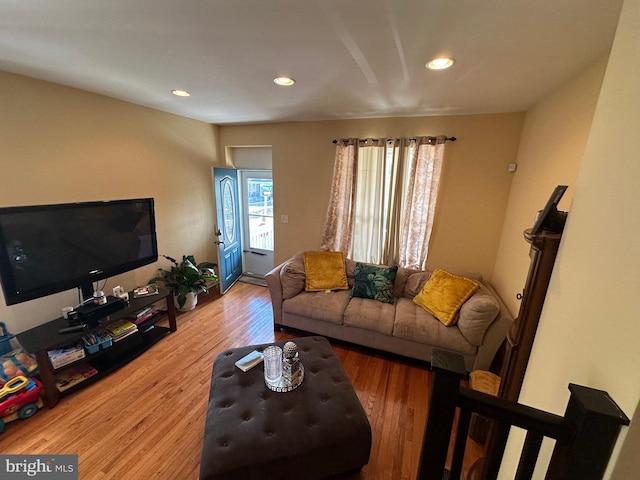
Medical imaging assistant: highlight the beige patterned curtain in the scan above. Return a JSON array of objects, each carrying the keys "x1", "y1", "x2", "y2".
[
  {"x1": 398, "y1": 136, "x2": 446, "y2": 269},
  {"x1": 320, "y1": 139, "x2": 357, "y2": 252}
]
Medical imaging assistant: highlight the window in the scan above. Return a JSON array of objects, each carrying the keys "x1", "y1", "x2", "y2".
[
  {"x1": 321, "y1": 137, "x2": 447, "y2": 269},
  {"x1": 246, "y1": 177, "x2": 273, "y2": 251}
]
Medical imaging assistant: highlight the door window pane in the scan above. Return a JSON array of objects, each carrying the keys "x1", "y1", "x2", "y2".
[
  {"x1": 222, "y1": 179, "x2": 236, "y2": 242},
  {"x1": 247, "y1": 178, "x2": 273, "y2": 251}
]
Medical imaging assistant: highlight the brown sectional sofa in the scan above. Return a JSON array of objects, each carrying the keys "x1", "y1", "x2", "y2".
[{"x1": 266, "y1": 253, "x2": 513, "y2": 371}]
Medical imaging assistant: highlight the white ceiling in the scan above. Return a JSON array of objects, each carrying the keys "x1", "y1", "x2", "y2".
[{"x1": 1, "y1": 0, "x2": 623, "y2": 125}]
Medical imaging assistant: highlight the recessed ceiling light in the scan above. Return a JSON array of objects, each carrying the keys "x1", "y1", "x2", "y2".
[
  {"x1": 171, "y1": 89, "x2": 191, "y2": 97},
  {"x1": 274, "y1": 76, "x2": 295, "y2": 86},
  {"x1": 426, "y1": 57, "x2": 455, "y2": 70}
]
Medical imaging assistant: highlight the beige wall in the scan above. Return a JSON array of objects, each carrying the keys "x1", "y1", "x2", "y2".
[
  {"x1": 0, "y1": 71, "x2": 525, "y2": 335},
  {"x1": 492, "y1": 57, "x2": 608, "y2": 315},
  {"x1": 219, "y1": 113, "x2": 525, "y2": 277},
  {"x1": 500, "y1": 0, "x2": 640, "y2": 477},
  {"x1": 0, "y1": 71, "x2": 222, "y2": 333}
]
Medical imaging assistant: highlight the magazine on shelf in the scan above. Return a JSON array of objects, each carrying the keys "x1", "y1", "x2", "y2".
[{"x1": 54, "y1": 363, "x2": 98, "y2": 392}]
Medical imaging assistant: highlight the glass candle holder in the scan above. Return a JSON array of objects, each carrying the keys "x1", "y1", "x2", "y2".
[{"x1": 263, "y1": 345, "x2": 282, "y2": 384}]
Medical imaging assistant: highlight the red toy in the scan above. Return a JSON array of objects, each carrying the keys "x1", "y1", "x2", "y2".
[{"x1": 0, "y1": 375, "x2": 43, "y2": 433}]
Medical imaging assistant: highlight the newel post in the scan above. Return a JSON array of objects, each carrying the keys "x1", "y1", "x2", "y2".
[
  {"x1": 417, "y1": 350, "x2": 467, "y2": 480},
  {"x1": 546, "y1": 383, "x2": 630, "y2": 480}
]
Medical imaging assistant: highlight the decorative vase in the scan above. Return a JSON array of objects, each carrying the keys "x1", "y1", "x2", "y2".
[{"x1": 176, "y1": 292, "x2": 198, "y2": 311}]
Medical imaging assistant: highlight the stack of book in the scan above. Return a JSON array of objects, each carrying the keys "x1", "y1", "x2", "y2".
[{"x1": 106, "y1": 319, "x2": 138, "y2": 342}]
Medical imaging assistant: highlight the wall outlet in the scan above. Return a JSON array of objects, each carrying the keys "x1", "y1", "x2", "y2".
[
  {"x1": 281, "y1": 215, "x2": 289, "y2": 224},
  {"x1": 508, "y1": 163, "x2": 518, "y2": 172}
]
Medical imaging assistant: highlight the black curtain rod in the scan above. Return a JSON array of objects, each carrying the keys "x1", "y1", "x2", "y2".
[{"x1": 332, "y1": 136, "x2": 457, "y2": 144}]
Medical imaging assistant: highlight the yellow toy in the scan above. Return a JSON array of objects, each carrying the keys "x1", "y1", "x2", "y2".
[{"x1": 0, "y1": 375, "x2": 44, "y2": 432}]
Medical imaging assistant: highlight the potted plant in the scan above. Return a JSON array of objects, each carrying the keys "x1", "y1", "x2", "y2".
[{"x1": 149, "y1": 255, "x2": 218, "y2": 311}]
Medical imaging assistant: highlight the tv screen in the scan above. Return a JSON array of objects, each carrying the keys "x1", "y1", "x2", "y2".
[{"x1": 0, "y1": 198, "x2": 158, "y2": 306}]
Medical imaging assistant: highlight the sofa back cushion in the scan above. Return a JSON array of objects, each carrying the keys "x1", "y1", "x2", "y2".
[
  {"x1": 345, "y1": 258, "x2": 357, "y2": 287},
  {"x1": 456, "y1": 284, "x2": 501, "y2": 346},
  {"x1": 395, "y1": 267, "x2": 423, "y2": 298},
  {"x1": 280, "y1": 253, "x2": 306, "y2": 299},
  {"x1": 404, "y1": 271, "x2": 432, "y2": 298}
]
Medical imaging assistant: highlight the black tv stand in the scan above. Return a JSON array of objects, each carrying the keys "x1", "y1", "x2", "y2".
[{"x1": 17, "y1": 288, "x2": 177, "y2": 408}]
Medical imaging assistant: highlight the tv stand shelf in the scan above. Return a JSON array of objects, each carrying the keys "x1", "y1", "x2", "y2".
[{"x1": 17, "y1": 288, "x2": 177, "y2": 408}]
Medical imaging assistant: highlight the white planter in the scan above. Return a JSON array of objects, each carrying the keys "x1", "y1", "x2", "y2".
[{"x1": 176, "y1": 292, "x2": 198, "y2": 311}]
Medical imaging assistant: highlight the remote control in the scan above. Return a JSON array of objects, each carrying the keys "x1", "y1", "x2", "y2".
[{"x1": 58, "y1": 324, "x2": 87, "y2": 334}]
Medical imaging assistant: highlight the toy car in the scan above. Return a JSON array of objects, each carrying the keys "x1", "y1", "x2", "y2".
[{"x1": 0, "y1": 375, "x2": 43, "y2": 433}]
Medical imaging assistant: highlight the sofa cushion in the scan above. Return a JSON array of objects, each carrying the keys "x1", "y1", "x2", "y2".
[
  {"x1": 413, "y1": 269, "x2": 480, "y2": 326},
  {"x1": 280, "y1": 253, "x2": 306, "y2": 299},
  {"x1": 303, "y1": 251, "x2": 349, "y2": 292},
  {"x1": 404, "y1": 271, "x2": 433, "y2": 298},
  {"x1": 393, "y1": 298, "x2": 476, "y2": 355},
  {"x1": 457, "y1": 284, "x2": 500, "y2": 346},
  {"x1": 345, "y1": 258, "x2": 357, "y2": 287},
  {"x1": 282, "y1": 290, "x2": 351, "y2": 325},
  {"x1": 350, "y1": 263, "x2": 398, "y2": 304},
  {"x1": 343, "y1": 298, "x2": 396, "y2": 335},
  {"x1": 394, "y1": 267, "x2": 422, "y2": 298}
]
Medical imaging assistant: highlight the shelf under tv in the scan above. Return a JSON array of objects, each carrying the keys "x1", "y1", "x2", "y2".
[{"x1": 17, "y1": 288, "x2": 177, "y2": 408}]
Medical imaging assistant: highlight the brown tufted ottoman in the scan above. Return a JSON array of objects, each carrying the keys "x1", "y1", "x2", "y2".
[{"x1": 199, "y1": 336, "x2": 371, "y2": 480}]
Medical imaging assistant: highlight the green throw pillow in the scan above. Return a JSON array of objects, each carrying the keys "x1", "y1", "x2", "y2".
[{"x1": 350, "y1": 263, "x2": 398, "y2": 304}]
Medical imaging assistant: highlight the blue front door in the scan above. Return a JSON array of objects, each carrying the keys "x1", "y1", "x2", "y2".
[{"x1": 214, "y1": 168, "x2": 242, "y2": 293}]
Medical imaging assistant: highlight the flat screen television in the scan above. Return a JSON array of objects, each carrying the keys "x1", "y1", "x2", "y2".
[{"x1": 0, "y1": 198, "x2": 158, "y2": 306}]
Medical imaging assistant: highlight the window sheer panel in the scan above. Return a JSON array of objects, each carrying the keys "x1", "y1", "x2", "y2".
[
  {"x1": 349, "y1": 144, "x2": 386, "y2": 264},
  {"x1": 381, "y1": 139, "x2": 407, "y2": 266}
]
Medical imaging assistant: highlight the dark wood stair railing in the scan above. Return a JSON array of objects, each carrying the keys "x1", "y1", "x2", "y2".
[{"x1": 417, "y1": 350, "x2": 630, "y2": 480}]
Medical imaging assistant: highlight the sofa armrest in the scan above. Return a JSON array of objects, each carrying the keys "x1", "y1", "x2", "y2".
[
  {"x1": 265, "y1": 261, "x2": 286, "y2": 325},
  {"x1": 471, "y1": 283, "x2": 514, "y2": 371}
]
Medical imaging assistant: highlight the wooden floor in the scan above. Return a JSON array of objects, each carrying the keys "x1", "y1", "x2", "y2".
[{"x1": 0, "y1": 282, "x2": 481, "y2": 479}]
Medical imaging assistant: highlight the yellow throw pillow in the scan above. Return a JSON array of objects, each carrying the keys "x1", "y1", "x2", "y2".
[
  {"x1": 413, "y1": 269, "x2": 480, "y2": 326},
  {"x1": 303, "y1": 251, "x2": 349, "y2": 291}
]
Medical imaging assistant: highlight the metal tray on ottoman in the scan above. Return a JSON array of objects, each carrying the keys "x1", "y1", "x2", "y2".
[{"x1": 199, "y1": 336, "x2": 372, "y2": 480}]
